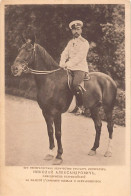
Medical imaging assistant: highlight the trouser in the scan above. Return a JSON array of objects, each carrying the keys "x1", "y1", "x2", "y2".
[{"x1": 70, "y1": 70, "x2": 86, "y2": 107}]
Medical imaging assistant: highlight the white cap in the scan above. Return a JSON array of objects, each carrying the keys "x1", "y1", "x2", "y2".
[{"x1": 69, "y1": 20, "x2": 83, "y2": 29}]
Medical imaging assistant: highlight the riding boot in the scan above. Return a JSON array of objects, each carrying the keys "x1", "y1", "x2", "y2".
[{"x1": 75, "y1": 88, "x2": 84, "y2": 115}]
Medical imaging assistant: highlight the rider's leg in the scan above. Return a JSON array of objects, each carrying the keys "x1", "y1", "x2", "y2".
[{"x1": 72, "y1": 70, "x2": 85, "y2": 115}]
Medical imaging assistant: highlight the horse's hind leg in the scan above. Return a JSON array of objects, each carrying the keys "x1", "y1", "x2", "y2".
[
  {"x1": 42, "y1": 111, "x2": 55, "y2": 160},
  {"x1": 104, "y1": 107, "x2": 114, "y2": 157},
  {"x1": 53, "y1": 114, "x2": 63, "y2": 165},
  {"x1": 88, "y1": 107, "x2": 102, "y2": 156}
]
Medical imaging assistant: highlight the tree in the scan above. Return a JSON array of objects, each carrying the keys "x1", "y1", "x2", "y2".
[
  {"x1": 5, "y1": 4, "x2": 125, "y2": 89},
  {"x1": 92, "y1": 5, "x2": 125, "y2": 88}
]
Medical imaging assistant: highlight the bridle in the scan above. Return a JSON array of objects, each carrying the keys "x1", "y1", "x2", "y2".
[
  {"x1": 15, "y1": 42, "x2": 71, "y2": 89},
  {"x1": 20, "y1": 43, "x2": 61, "y2": 75}
]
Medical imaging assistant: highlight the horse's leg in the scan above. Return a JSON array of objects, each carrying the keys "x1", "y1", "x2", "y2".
[
  {"x1": 53, "y1": 114, "x2": 63, "y2": 165},
  {"x1": 104, "y1": 107, "x2": 114, "y2": 157},
  {"x1": 88, "y1": 107, "x2": 102, "y2": 156},
  {"x1": 42, "y1": 111, "x2": 55, "y2": 160}
]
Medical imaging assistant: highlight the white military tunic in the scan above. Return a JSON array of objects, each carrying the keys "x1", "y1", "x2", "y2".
[{"x1": 59, "y1": 35, "x2": 89, "y2": 72}]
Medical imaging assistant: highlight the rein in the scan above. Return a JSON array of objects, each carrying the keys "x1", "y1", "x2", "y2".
[{"x1": 24, "y1": 66, "x2": 61, "y2": 75}]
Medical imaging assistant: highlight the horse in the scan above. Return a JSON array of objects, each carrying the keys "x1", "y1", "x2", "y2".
[{"x1": 11, "y1": 41, "x2": 117, "y2": 165}]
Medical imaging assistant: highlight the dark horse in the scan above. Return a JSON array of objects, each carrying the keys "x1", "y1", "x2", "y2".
[{"x1": 11, "y1": 41, "x2": 117, "y2": 165}]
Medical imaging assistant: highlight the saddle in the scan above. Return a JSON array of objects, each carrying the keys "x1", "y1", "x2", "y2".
[{"x1": 67, "y1": 70, "x2": 90, "y2": 93}]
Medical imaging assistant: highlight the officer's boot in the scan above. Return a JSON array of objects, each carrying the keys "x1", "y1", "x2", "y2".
[{"x1": 75, "y1": 86, "x2": 84, "y2": 115}]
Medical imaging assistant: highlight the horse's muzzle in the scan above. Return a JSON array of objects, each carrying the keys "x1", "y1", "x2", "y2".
[
  {"x1": 11, "y1": 65, "x2": 18, "y2": 76},
  {"x1": 11, "y1": 64, "x2": 23, "y2": 76}
]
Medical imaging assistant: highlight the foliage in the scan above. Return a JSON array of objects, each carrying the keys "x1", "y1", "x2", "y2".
[
  {"x1": 115, "y1": 89, "x2": 125, "y2": 109},
  {"x1": 87, "y1": 5, "x2": 125, "y2": 88},
  {"x1": 5, "y1": 5, "x2": 125, "y2": 86}
]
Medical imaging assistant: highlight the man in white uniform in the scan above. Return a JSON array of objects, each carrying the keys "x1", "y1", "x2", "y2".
[{"x1": 59, "y1": 20, "x2": 89, "y2": 114}]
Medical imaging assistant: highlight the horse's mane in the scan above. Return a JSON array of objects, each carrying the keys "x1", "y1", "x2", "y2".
[{"x1": 36, "y1": 44, "x2": 59, "y2": 69}]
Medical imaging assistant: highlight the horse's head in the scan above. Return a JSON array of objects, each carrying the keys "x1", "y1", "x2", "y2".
[{"x1": 11, "y1": 41, "x2": 34, "y2": 76}]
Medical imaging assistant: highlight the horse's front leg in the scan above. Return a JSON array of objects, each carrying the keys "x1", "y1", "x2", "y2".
[
  {"x1": 53, "y1": 113, "x2": 63, "y2": 165},
  {"x1": 42, "y1": 111, "x2": 55, "y2": 160}
]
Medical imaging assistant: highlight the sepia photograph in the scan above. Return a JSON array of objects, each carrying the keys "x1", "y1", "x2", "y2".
[
  {"x1": 0, "y1": 0, "x2": 130, "y2": 196},
  {"x1": 4, "y1": 3, "x2": 126, "y2": 166}
]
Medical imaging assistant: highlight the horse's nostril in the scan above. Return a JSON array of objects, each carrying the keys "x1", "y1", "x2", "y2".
[
  {"x1": 11, "y1": 66, "x2": 18, "y2": 74},
  {"x1": 13, "y1": 66, "x2": 18, "y2": 71}
]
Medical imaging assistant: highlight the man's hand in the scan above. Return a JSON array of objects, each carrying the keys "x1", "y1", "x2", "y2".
[
  {"x1": 59, "y1": 63, "x2": 67, "y2": 69},
  {"x1": 63, "y1": 65, "x2": 67, "y2": 69}
]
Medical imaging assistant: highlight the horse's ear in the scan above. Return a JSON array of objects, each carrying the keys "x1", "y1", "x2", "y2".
[
  {"x1": 25, "y1": 31, "x2": 35, "y2": 45},
  {"x1": 31, "y1": 40, "x2": 35, "y2": 46},
  {"x1": 21, "y1": 34, "x2": 26, "y2": 43},
  {"x1": 26, "y1": 39, "x2": 32, "y2": 43},
  {"x1": 26, "y1": 39, "x2": 35, "y2": 47}
]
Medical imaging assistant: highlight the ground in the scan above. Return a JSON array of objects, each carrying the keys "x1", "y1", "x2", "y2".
[{"x1": 5, "y1": 95, "x2": 125, "y2": 166}]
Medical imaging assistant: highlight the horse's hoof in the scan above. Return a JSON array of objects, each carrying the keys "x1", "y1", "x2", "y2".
[
  {"x1": 53, "y1": 158, "x2": 63, "y2": 165},
  {"x1": 88, "y1": 150, "x2": 96, "y2": 156},
  {"x1": 104, "y1": 151, "x2": 112, "y2": 157},
  {"x1": 44, "y1": 154, "x2": 54, "y2": 161}
]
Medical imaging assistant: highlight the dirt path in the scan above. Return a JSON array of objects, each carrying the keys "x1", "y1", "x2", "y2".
[{"x1": 5, "y1": 95, "x2": 125, "y2": 166}]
